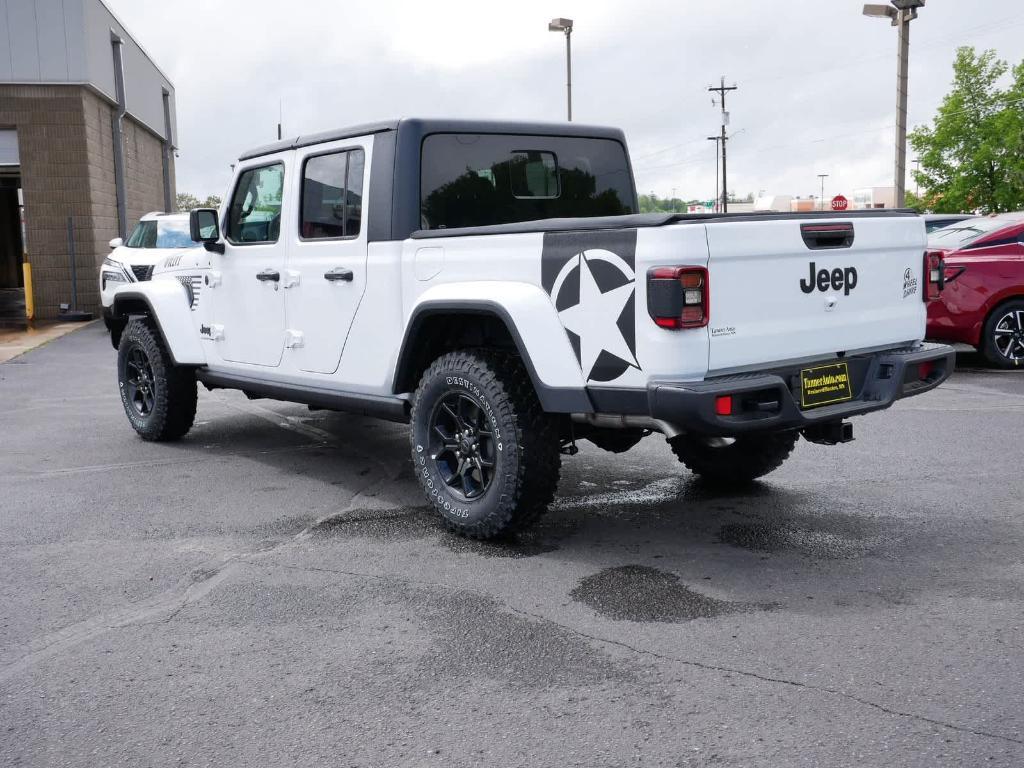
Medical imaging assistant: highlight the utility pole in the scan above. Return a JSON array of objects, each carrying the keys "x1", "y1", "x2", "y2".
[
  {"x1": 709, "y1": 76, "x2": 737, "y2": 212},
  {"x1": 707, "y1": 136, "x2": 721, "y2": 212},
  {"x1": 912, "y1": 157, "x2": 920, "y2": 198},
  {"x1": 818, "y1": 173, "x2": 829, "y2": 211}
]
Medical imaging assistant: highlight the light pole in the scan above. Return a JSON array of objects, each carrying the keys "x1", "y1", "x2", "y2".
[
  {"x1": 707, "y1": 136, "x2": 721, "y2": 212},
  {"x1": 548, "y1": 18, "x2": 573, "y2": 121},
  {"x1": 817, "y1": 173, "x2": 829, "y2": 211},
  {"x1": 863, "y1": 0, "x2": 925, "y2": 208}
]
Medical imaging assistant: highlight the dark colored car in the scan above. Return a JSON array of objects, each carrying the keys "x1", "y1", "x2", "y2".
[
  {"x1": 926, "y1": 213, "x2": 1024, "y2": 368},
  {"x1": 922, "y1": 213, "x2": 974, "y2": 234}
]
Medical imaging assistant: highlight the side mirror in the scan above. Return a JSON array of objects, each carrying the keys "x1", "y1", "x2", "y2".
[
  {"x1": 190, "y1": 208, "x2": 224, "y2": 254},
  {"x1": 109, "y1": 237, "x2": 123, "y2": 249}
]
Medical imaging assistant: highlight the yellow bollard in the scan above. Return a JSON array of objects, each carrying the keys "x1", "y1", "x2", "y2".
[{"x1": 22, "y1": 260, "x2": 34, "y2": 322}]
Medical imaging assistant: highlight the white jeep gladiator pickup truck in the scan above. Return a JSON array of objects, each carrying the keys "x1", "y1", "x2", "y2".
[{"x1": 109, "y1": 118, "x2": 954, "y2": 539}]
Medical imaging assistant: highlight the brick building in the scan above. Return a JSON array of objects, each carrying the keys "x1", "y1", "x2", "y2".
[{"x1": 0, "y1": 0, "x2": 176, "y2": 326}]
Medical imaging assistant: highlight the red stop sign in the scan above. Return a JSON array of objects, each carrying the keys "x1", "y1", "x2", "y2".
[{"x1": 831, "y1": 194, "x2": 849, "y2": 212}]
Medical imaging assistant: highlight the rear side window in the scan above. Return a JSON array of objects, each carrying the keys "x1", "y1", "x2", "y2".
[
  {"x1": 420, "y1": 133, "x2": 636, "y2": 230},
  {"x1": 226, "y1": 163, "x2": 284, "y2": 244},
  {"x1": 300, "y1": 148, "x2": 365, "y2": 239}
]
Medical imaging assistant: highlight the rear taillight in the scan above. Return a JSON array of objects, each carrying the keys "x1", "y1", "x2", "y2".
[
  {"x1": 647, "y1": 266, "x2": 709, "y2": 329},
  {"x1": 923, "y1": 251, "x2": 945, "y2": 302}
]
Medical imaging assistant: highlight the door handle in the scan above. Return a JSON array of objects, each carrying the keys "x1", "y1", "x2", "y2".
[
  {"x1": 324, "y1": 267, "x2": 354, "y2": 282},
  {"x1": 256, "y1": 269, "x2": 280, "y2": 282}
]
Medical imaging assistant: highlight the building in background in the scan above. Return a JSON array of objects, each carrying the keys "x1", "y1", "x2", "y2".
[
  {"x1": 0, "y1": 0, "x2": 176, "y2": 326},
  {"x1": 852, "y1": 186, "x2": 896, "y2": 210}
]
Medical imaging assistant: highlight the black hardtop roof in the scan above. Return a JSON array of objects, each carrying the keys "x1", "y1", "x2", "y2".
[{"x1": 237, "y1": 118, "x2": 629, "y2": 161}]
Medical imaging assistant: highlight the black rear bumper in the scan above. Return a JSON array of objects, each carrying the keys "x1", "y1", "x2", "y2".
[{"x1": 644, "y1": 343, "x2": 955, "y2": 436}]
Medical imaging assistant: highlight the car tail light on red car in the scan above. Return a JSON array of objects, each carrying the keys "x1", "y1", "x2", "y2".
[
  {"x1": 923, "y1": 251, "x2": 945, "y2": 301},
  {"x1": 647, "y1": 266, "x2": 709, "y2": 329}
]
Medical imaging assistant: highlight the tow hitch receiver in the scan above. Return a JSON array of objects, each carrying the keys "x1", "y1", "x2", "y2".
[{"x1": 802, "y1": 421, "x2": 854, "y2": 446}]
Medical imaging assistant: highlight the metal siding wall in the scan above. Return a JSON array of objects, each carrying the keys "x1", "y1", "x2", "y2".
[
  {"x1": 6, "y1": 0, "x2": 41, "y2": 80},
  {"x1": 82, "y1": 0, "x2": 173, "y2": 143},
  {"x1": 0, "y1": 0, "x2": 12, "y2": 81},
  {"x1": 34, "y1": 1, "x2": 70, "y2": 80}
]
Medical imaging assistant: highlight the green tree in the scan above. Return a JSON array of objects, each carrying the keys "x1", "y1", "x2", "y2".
[
  {"x1": 175, "y1": 192, "x2": 199, "y2": 212},
  {"x1": 175, "y1": 193, "x2": 223, "y2": 212},
  {"x1": 910, "y1": 47, "x2": 1024, "y2": 213}
]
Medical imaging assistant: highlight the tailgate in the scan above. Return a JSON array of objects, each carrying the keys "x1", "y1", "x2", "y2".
[{"x1": 706, "y1": 215, "x2": 927, "y2": 373}]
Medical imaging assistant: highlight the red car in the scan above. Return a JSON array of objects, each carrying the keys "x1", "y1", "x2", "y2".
[{"x1": 926, "y1": 212, "x2": 1024, "y2": 368}]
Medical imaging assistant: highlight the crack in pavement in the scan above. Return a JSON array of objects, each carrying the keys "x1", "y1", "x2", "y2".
[
  {"x1": 0, "y1": 467, "x2": 397, "y2": 684},
  {"x1": 237, "y1": 557, "x2": 1023, "y2": 748}
]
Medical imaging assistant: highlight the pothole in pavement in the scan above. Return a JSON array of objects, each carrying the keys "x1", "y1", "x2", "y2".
[
  {"x1": 570, "y1": 565, "x2": 767, "y2": 622},
  {"x1": 311, "y1": 507, "x2": 438, "y2": 541}
]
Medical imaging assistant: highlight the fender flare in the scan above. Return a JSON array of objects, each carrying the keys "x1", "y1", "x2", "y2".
[
  {"x1": 393, "y1": 283, "x2": 592, "y2": 413},
  {"x1": 111, "y1": 282, "x2": 206, "y2": 366}
]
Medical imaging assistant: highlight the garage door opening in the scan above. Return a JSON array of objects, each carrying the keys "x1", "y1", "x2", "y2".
[{"x1": 0, "y1": 128, "x2": 26, "y2": 329}]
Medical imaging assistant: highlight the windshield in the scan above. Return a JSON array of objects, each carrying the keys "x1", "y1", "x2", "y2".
[
  {"x1": 124, "y1": 219, "x2": 194, "y2": 249},
  {"x1": 927, "y1": 216, "x2": 1012, "y2": 250}
]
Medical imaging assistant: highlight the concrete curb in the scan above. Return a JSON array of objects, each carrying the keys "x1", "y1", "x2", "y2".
[{"x1": 0, "y1": 320, "x2": 97, "y2": 364}]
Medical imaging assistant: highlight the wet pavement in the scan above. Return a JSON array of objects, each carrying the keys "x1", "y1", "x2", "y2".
[{"x1": 1, "y1": 323, "x2": 1023, "y2": 767}]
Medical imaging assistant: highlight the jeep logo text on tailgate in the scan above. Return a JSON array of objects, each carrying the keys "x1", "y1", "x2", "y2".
[{"x1": 800, "y1": 262, "x2": 858, "y2": 296}]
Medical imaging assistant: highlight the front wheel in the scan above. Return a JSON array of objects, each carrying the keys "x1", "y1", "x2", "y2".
[
  {"x1": 410, "y1": 350, "x2": 561, "y2": 539},
  {"x1": 117, "y1": 318, "x2": 197, "y2": 441},
  {"x1": 980, "y1": 299, "x2": 1024, "y2": 369},
  {"x1": 669, "y1": 431, "x2": 799, "y2": 485}
]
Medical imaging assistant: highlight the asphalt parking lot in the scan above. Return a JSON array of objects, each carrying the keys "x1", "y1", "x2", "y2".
[{"x1": 1, "y1": 323, "x2": 1022, "y2": 767}]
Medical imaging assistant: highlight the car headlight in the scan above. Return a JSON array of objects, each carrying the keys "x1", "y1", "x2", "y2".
[{"x1": 101, "y1": 270, "x2": 127, "y2": 291}]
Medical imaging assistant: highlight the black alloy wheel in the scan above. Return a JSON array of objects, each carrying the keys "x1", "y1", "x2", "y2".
[
  {"x1": 992, "y1": 308, "x2": 1024, "y2": 364},
  {"x1": 124, "y1": 346, "x2": 157, "y2": 417},
  {"x1": 982, "y1": 299, "x2": 1024, "y2": 369},
  {"x1": 428, "y1": 392, "x2": 497, "y2": 500}
]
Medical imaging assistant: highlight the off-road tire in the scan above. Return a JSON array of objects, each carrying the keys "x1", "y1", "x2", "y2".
[
  {"x1": 117, "y1": 318, "x2": 197, "y2": 441},
  {"x1": 669, "y1": 430, "x2": 799, "y2": 484},
  {"x1": 980, "y1": 298, "x2": 1024, "y2": 369},
  {"x1": 410, "y1": 349, "x2": 561, "y2": 539}
]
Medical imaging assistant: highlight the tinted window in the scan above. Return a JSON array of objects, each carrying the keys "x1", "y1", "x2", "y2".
[
  {"x1": 420, "y1": 134, "x2": 635, "y2": 230},
  {"x1": 301, "y1": 149, "x2": 365, "y2": 239},
  {"x1": 124, "y1": 219, "x2": 193, "y2": 249},
  {"x1": 226, "y1": 163, "x2": 284, "y2": 244}
]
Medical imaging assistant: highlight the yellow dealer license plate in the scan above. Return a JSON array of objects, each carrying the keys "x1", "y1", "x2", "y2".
[{"x1": 800, "y1": 362, "x2": 853, "y2": 409}]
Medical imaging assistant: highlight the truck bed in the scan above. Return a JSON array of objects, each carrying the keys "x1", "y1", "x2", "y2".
[{"x1": 410, "y1": 208, "x2": 920, "y2": 239}]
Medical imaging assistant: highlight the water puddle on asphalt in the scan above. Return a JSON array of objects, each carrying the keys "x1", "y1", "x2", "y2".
[
  {"x1": 309, "y1": 506, "x2": 577, "y2": 558},
  {"x1": 570, "y1": 564, "x2": 770, "y2": 622}
]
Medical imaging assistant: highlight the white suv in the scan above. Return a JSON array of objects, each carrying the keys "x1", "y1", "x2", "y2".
[{"x1": 100, "y1": 212, "x2": 199, "y2": 347}]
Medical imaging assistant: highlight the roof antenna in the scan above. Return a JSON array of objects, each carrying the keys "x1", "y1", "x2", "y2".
[{"x1": 277, "y1": 99, "x2": 282, "y2": 140}]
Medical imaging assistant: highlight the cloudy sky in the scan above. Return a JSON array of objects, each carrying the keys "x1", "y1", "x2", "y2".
[{"x1": 107, "y1": 0, "x2": 1024, "y2": 204}]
